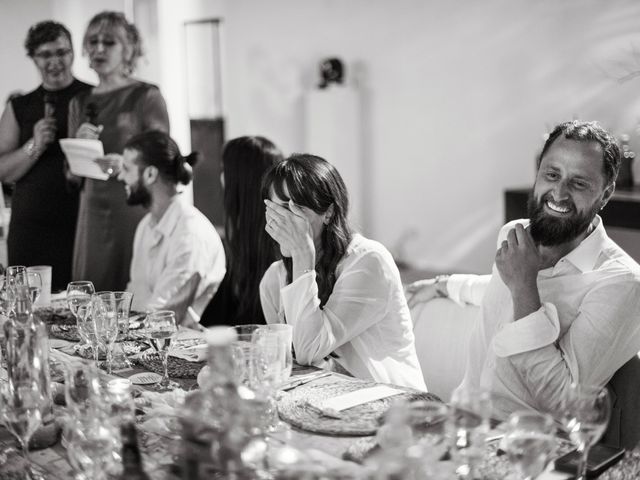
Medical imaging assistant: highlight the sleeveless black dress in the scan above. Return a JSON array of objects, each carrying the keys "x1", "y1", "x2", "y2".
[{"x1": 9, "y1": 79, "x2": 91, "y2": 290}]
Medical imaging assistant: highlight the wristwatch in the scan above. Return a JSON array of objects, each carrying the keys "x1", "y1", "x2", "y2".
[{"x1": 434, "y1": 274, "x2": 450, "y2": 298}]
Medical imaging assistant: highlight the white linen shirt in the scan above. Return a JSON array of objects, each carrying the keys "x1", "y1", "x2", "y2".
[
  {"x1": 449, "y1": 216, "x2": 640, "y2": 419},
  {"x1": 260, "y1": 234, "x2": 427, "y2": 391},
  {"x1": 127, "y1": 195, "x2": 225, "y2": 325}
]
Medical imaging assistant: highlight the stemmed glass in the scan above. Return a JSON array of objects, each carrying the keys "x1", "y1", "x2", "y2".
[
  {"x1": 145, "y1": 310, "x2": 179, "y2": 390},
  {"x1": 67, "y1": 281, "x2": 95, "y2": 347},
  {"x1": 505, "y1": 410, "x2": 556, "y2": 480},
  {"x1": 65, "y1": 414, "x2": 120, "y2": 480},
  {"x1": 93, "y1": 292, "x2": 118, "y2": 373},
  {"x1": 0, "y1": 379, "x2": 45, "y2": 476},
  {"x1": 562, "y1": 384, "x2": 611, "y2": 480},
  {"x1": 26, "y1": 272, "x2": 42, "y2": 306}
]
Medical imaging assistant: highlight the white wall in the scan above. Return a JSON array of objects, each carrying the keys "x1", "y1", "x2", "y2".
[{"x1": 4, "y1": 0, "x2": 640, "y2": 274}]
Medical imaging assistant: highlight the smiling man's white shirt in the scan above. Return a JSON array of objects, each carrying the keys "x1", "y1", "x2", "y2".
[{"x1": 448, "y1": 216, "x2": 640, "y2": 419}]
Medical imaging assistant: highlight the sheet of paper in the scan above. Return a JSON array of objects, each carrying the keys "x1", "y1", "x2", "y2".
[
  {"x1": 59, "y1": 138, "x2": 108, "y2": 180},
  {"x1": 318, "y1": 385, "x2": 405, "y2": 412}
]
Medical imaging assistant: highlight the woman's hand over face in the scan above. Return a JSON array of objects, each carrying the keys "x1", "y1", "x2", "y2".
[{"x1": 265, "y1": 199, "x2": 316, "y2": 260}]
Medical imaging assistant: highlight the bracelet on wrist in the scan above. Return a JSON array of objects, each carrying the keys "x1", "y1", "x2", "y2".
[
  {"x1": 434, "y1": 274, "x2": 450, "y2": 298},
  {"x1": 22, "y1": 139, "x2": 40, "y2": 160}
]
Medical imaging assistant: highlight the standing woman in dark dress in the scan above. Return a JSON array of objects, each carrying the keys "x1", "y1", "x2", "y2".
[
  {"x1": 69, "y1": 11, "x2": 169, "y2": 291},
  {"x1": 0, "y1": 21, "x2": 91, "y2": 290},
  {"x1": 200, "y1": 136, "x2": 283, "y2": 327}
]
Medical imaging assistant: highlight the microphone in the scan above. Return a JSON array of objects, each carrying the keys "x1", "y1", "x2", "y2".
[
  {"x1": 85, "y1": 102, "x2": 98, "y2": 125},
  {"x1": 43, "y1": 92, "x2": 56, "y2": 118}
]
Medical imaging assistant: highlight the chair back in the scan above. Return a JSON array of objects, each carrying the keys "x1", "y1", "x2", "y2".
[{"x1": 603, "y1": 354, "x2": 640, "y2": 450}]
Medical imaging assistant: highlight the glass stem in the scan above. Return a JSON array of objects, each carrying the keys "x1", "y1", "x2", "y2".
[
  {"x1": 106, "y1": 343, "x2": 113, "y2": 374},
  {"x1": 93, "y1": 342, "x2": 99, "y2": 365},
  {"x1": 576, "y1": 444, "x2": 589, "y2": 480},
  {"x1": 161, "y1": 350, "x2": 169, "y2": 383}
]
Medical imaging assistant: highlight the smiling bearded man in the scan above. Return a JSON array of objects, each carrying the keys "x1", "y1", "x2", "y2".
[{"x1": 405, "y1": 120, "x2": 640, "y2": 424}]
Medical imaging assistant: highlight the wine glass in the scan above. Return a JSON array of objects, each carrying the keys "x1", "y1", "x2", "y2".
[
  {"x1": 144, "y1": 310, "x2": 179, "y2": 390},
  {"x1": 67, "y1": 281, "x2": 95, "y2": 346},
  {"x1": 93, "y1": 292, "x2": 118, "y2": 373},
  {"x1": 26, "y1": 272, "x2": 42, "y2": 306},
  {"x1": 562, "y1": 384, "x2": 611, "y2": 480},
  {"x1": 63, "y1": 363, "x2": 103, "y2": 416},
  {"x1": 505, "y1": 410, "x2": 556, "y2": 480},
  {"x1": 0, "y1": 379, "x2": 45, "y2": 474}
]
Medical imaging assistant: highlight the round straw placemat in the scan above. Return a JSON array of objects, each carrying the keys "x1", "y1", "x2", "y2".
[
  {"x1": 48, "y1": 324, "x2": 143, "y2": 343},
  {"x1": 136, "y1": 351, "x2": 205, "y2": 379},
  {"x1": 278, "y1": 378, "x2": 441, "y2": 436}
]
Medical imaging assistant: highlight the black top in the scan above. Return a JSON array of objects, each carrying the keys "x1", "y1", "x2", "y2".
[{"x1": 8, "y1": 79, "x2": 92, "y2": 290}]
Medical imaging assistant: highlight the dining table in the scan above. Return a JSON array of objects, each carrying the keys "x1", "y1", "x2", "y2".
[{"x1": 1, "y1": 304, "x2": 640, "y2": 479}]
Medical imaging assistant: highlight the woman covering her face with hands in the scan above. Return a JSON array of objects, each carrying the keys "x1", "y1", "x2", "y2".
[{"x1": 260, "y1": 154, "x2": 426, "y2": 390}]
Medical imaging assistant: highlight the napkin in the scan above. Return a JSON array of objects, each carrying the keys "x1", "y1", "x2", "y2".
[
  {"x1": 169, "y1": 343, "x2": 208, "y2": 362},
  {"x1": 316, "y1": 385, "x2": 404, "y2": 412}
]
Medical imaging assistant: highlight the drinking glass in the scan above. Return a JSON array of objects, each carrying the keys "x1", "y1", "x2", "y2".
[
  {"x1": 505, "y1": 410, "x2": 556, "y2": 480},
  {"x1": 111, "y1": 291, "x2": 134, "y2": 369},
  {"x1": 448, "y1": 386, "x2": 492, "y2": 479},
  {"x1": 63, "y1": 363, "x2": 103, "y2": 416},
  {"x1": 562, "y1": 384, "x2": 611, "y2": 480},
  {"x1": 93, "y1": 292, "x2": 118, "y2": 373},
  {"x1": 0, "y1": 273, "x2": 15, "y2": 319},
  {"x1": 6, "y1": 265, "x2": 28, "y2": 287},
  {"x1": 230, "y1": 324, "x2": 262, "y2": 386},
  {"x1": 250, "y1": 324, "x2": 293, "y2": 431},
  {"x1": 0, "y1": 379, "x2": 45, "y2": 472},
  {"x1": 65, "y1": 414, "x2": 120, "y2": 480},
  {"x1": 145, "y1": 310, "x2": 178, "y2": 390},
  {"x1": 409, "y1": 400, "x2": 450, "y2": 472},
  {"x1": 67, "y1": 281, "x2": 95, "y2": 346},
  {"x1": 251, "y1": 324, "x2": 293, "y2": 387},
  {"x1": 26, "y1": 272, "x2": 41, "y2": 305}
]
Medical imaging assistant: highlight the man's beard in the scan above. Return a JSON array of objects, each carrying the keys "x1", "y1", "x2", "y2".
[
  {"x1": 527, "y1": 192, "x2": 599, "y2": 247},
  {"x1": 126, "y1": 179, "x2": 151, "y2": 208}
]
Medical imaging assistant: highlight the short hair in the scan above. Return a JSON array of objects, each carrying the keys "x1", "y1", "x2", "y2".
[
  {"x1": 124, "y1": 130, "x2": 197, "y2": 186},
  {"x1": 83, "y1": 11, "x2": 142, "y2": 74},
  {"x1": 25, "y1": 21, "x2": 73, "y2": 57},
  {"x1": 538, "y1": 120, "x2": 621, "y2": 186}
]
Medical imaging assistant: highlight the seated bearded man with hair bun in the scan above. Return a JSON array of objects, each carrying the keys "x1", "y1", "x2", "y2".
[{"x1": 118, "y1": 130, "x2": 225, "y2": 326}]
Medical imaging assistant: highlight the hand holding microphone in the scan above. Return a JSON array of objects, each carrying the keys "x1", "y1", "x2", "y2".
[
  {"x1": 75, "y1": 101, "x2": 103, "y2": 139},
  {"x1": 29, "y1": 92, "x2": 58, "y2": 156}
]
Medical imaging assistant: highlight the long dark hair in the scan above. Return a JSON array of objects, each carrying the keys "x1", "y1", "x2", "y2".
[
  {"x1": 261, "y1": 154, "x2": 352, "y2": 308},
  {"x1": 223, "y1": 136, "x2": 283, "y2": 321}
]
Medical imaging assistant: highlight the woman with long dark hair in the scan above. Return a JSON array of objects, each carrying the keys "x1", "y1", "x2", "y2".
[
  {"x1": 260, "y1": 154, "x2": 426, "y2": 389},
  {"x1": 200, "y1": 136, "x2": 283, "y2": 326}
]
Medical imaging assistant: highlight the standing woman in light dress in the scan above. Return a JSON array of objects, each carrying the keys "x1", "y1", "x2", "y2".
[
  {"x1": 69, "y1": 11, "x2": 169, "y2": 291},
  {"x1": 259, "y1": 154, "x2": 426, "y2": 390}
]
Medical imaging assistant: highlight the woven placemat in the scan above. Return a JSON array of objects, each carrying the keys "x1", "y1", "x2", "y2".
[
  {"x1": 48, "y1": 324, "x2": 145, "y2": 343},
  {"x1": 136, "y1": 351, "x2": 205, "y2": 379},
  {"x1": 278, "y1": 378, "x2": 441, "y2": 436}
]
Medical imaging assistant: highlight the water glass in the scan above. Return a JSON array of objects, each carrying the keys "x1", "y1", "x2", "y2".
[
  {"x1": 145, "y1": 310, "x2": 178, "y2": 390},
  {"x1": 562, "y1": 384, "x2": 611, "y2": 480},
  {"x1": 229, "y1": 324, "x2": 262, "y2": 386},
  {"x1": 251, "y1": 324, "x2": 293, "y2": 388},
  {"x1": 505, "y1": 410, "x2": 556, "y2": 480},
  {"x1": 110, "y1": 291, "x2": 134, "y2": 369},
  {"x1": 63, "y1": 363, "x2": 103, "y2": 416},
  {"x1": 93, "y1": 292, "x2": 118, "y2": 373}
]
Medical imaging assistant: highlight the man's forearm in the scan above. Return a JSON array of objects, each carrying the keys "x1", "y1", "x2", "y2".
[{"x1": 510, "y1": 281, "x2": 541, "y2": 320}]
